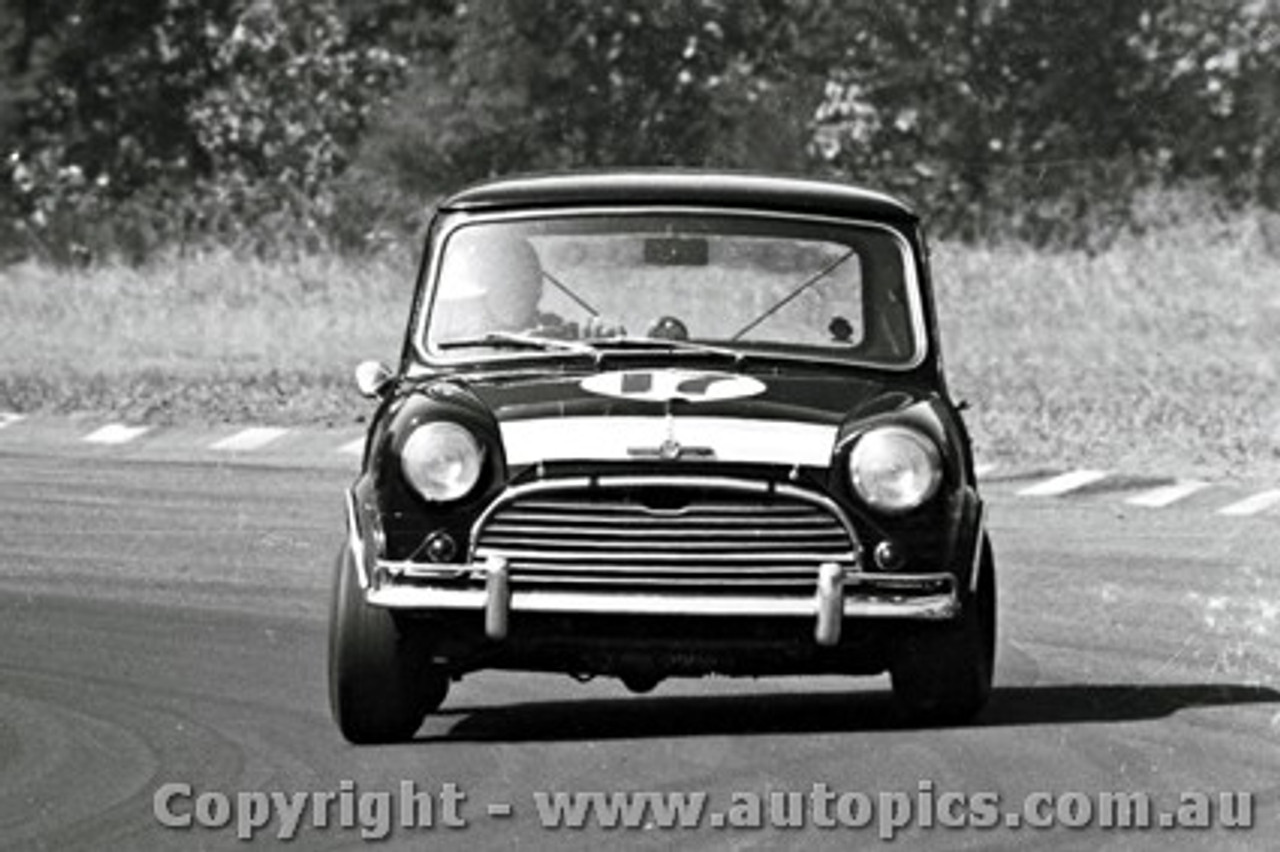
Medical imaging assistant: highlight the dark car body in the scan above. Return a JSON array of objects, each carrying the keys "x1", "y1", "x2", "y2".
[{"x1": 329, "y1": 171, "x2": 995, "y2": 743}]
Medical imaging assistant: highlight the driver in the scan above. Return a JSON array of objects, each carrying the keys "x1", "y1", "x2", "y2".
[
  {"x1": 436, "y1": 229, "x2": 624, "y2": 340},
  {"x1": 440, "y1": 231, "x2": 551, "y2": 333}
]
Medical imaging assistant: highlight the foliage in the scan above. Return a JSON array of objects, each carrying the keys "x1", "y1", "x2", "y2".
[
  {"x1": 811, "y1": 0, "x2": 1280, "y2": 246},
  {"x1": 3, "y1": 0, "x2": 407, "y2": 262},
  {"x1": 2, "y1": 0, "x2": 1278, "y2": 261},
  {"x1": 358, "y1": 0, "x2": 825, "y2": 196},
  {"x1": 2, "y1": 0, "x2": 223, "y2": 262},
  {"x1": 187, "y1": 0, "x2": 406, "y2": 252}
]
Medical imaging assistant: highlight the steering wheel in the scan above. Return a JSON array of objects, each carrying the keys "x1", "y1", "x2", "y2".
[{"x1": 646, "y1": 315, "x2": 689, "y2": 341}]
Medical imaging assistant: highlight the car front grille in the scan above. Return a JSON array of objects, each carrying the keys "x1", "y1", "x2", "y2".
[{"x1": 470, "y1": 477, "x2": 859, "y2": 595}]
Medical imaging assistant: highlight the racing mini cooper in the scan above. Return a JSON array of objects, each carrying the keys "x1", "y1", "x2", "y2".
[{"x1": 329, "y1": 170, "x2": 995, "y2": 743}]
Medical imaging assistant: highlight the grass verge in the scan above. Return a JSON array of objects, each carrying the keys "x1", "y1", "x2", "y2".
[
  {"x1": 3, "y1": 203, "x2": 1279, "y2": 478},
  {"x1": 1, "y1": 251, "x2": 412, "y2": 426},
  {"x1": 935, "y1": 205, "x2": 1280, "y2": 479}
]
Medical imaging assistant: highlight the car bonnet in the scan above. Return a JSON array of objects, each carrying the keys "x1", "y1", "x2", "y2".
[{"x1": 457, "y1": 368, "x2": 917, "y2": 468}]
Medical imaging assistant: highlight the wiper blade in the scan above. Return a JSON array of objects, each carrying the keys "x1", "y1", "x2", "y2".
[
  {"x1": 730, "y1": 248, "x2": 858, "y2": 340},
  {"x1": 591, "y1": 336, "x2": 747, "y2": 365},
  {"x1": 437, "y1": 332, "x2": 599, "y2": 357}
]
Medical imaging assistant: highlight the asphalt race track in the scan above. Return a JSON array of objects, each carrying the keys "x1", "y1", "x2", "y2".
[{"x1": 1, "y1": 446, "x2": 1277, "y2": 850}]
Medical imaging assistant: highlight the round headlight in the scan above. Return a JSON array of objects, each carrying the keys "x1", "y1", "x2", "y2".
[
  {"x1": 401, "y1": 421, "x2": 484, "y2": 502},
  {"x1": 848, "y1": 426, "x2": 942, "y2": 513}
]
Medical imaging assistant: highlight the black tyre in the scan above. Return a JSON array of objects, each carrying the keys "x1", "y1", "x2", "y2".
[
  {"x1": 890, "y1": 535, "x2": 996, "y2": 724},
  {"x1": 328, "y1": 546, "x2": 448, "y2": 744}
]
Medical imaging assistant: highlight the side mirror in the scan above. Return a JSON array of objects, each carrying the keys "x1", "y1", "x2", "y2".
[{"x1": 354, "y1": 360, "x2": 394, "y2": 399}]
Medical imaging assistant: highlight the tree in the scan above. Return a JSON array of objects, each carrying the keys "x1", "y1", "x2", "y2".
[
  {"x1": 361, "y1": 0, "x2": 835, "y2": 192},
  {"x1": 5, "y1": 0, "x2": 1278, "y2": 260},
  {"x1": 811, "y1": 0, "x2": 1280, "y2": 244},
  {"x1": 188, "y1": 0, "x2": 406, "y2": 245},
  {"x1": 6, "y1": 0, "x2": 407, "y2": 260}
]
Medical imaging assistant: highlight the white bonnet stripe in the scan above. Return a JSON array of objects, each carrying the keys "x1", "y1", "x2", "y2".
[{"x1": 500, "y1": 416, "x2": 836, "y2": 466}]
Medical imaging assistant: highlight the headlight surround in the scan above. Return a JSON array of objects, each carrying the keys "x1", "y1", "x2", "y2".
[
  {"x1": 848, "y1": 425, "x2": 942, "y2": 514},
  {"x1": 400, "y1": 421, "x2": 485, "y2": 502}
]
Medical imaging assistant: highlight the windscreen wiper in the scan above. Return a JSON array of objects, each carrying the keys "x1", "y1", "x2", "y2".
[
  {"x1": 730, "y1": 248, "x2": 858, "y2": 340},
  {"x1": 590, "y1": 336, "x2": 747, "y2": 366},
  {"x1": 437, "y1": 331, "x2": 599, "y2": 358}
]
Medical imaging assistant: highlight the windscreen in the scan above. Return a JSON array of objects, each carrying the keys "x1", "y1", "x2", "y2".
[{"x1": 421, "y1": 213, "x2": 921, "y2": 366}]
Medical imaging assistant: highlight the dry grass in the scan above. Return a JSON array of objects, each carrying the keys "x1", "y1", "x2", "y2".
[
  {"x1": 0, "y1": 251, "x2": 412, "y2": 425},
  {"x1": 936, "y1": 202, "x2": 1280, "y2": 479},
  {"x1": 3, "y1": 199, "x2": 1279, "y2": 476}
]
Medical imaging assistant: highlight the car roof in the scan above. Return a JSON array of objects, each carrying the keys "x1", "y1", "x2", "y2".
[{"x1": 439, "y1": 170, "x2": 917, "y2": 223}]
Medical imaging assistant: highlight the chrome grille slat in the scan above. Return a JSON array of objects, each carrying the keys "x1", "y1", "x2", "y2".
[
  {"x1": 480, "y1": 534, "x2": 849, "y2": 550},
  {"x1": 502, "y1": 563, "x2": 821, "y2": 577},
  {"x1": 510, "y1": 575, "x2": 816, "y2": 589},
  {"x1": 483, "y1": 527, "x2": 844, "y2": 539},
  {"x1": 471, "y1": 478, "x2": 859, "y2": 594},
  {"x1": 510, "y1": 500, "x2": 814, "y2": 515},
  {"x1": 488, "y1": 514, "x2": 839, "y2": 527},
  {"x1": 495, "y1": 515, "x2": 829, "y2": 529},
  {"x1": 474, "y1": 547, "x2": 852, "y2": 564}
]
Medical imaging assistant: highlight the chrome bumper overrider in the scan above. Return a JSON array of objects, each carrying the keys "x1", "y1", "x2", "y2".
[{"x1": 362, "y1": 556, "x2": 959, "y2": 647}]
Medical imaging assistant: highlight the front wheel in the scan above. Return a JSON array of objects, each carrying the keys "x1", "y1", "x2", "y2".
[
  {"x1": 890, "y1": 535, "x2": 996, "y2": 724},
  {"x1": 328, "y1": 546, "x2": 448, "y2": 744}
]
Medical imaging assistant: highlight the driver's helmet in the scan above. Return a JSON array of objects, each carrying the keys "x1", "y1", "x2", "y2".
[{"x1": 433, "y1": 230, "x2": 545, "y2": 338}]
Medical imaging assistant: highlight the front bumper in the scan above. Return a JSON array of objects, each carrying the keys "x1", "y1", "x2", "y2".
[
  {"x1": 363, "y1": 556, "x2": 958, "y2": 647},
  {"x1": 345, "y1": 483, "x2": 964, "y2": 651}
]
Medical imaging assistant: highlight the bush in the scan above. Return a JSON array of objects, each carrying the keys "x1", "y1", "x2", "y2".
[
  {"x1": 5, "y1": 0, "x2": 408, "y2": 264},
  {"x1": 3, "y1": 0, "x2": 1276, "y2": 260}
]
